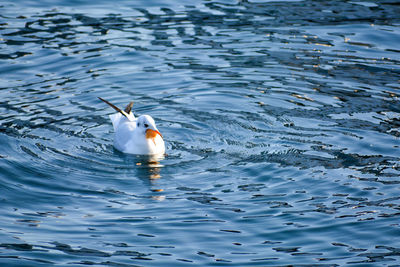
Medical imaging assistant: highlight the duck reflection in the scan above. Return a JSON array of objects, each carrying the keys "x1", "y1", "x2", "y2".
[{"x1": 119, "y1": 152, "x2": 166, "y2": 200}]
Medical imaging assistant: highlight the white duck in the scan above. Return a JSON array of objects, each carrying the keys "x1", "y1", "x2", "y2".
[{"x1": 99, "y1": 97, "x2": 165, "y2": 155}]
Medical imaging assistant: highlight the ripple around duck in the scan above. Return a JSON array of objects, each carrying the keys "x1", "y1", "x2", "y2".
[{"x1": 1, "y1": 0, "x2": 400, "y2": 266}]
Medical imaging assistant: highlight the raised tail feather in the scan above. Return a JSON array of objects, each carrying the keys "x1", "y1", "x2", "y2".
[
  {"x1": 124, "y1": 101, "x2": 134, "y2": 114},
  {"x1": 99, "y1": 97, "x2": 135, "y2": 132},
  {"x1": 98, "y1": 97, "x2": 134, "y2": 120}
]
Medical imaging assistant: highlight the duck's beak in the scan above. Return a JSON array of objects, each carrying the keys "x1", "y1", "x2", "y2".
[{"x1": 146, "y1": 129, "x2": 163, "y2": 139}]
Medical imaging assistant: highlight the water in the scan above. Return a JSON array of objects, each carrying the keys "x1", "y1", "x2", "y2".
[{"x1": 1, "y1": 0, "x2": 399, "y2": 266}]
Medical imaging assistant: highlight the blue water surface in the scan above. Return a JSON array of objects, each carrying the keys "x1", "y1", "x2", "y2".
[{"x1": 0, "y1": 0, "x2": 399, "y2": 266}]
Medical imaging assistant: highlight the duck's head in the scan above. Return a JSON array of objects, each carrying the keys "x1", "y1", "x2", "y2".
[{"x1": 136, "y1": 115, "x2": 163, "y2": 140}]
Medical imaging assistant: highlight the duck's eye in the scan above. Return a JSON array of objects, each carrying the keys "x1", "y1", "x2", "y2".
[
  {"x1": 144, "y1": 123, "x2": 149, "y2": 128},
  {"x1": 137, "y1": 122, "x2": 140, "y2": 127}
]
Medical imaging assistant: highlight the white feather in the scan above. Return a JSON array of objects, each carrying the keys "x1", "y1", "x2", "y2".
[
  {"x1": 100, "y1": 98, "x2": 165, "y2": 155},
  {"x1": 109, "y1": 112, "x2": 165, "y2": 155}
]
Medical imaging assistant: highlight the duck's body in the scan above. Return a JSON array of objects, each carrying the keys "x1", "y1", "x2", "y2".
[{"x1": 99, "y1": 98, "x2": 165, "y2": 155}]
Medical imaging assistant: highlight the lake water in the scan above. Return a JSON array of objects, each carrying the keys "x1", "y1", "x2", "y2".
[{"x1": 1, "y1": 0, "x2": 399, "y2": 266}]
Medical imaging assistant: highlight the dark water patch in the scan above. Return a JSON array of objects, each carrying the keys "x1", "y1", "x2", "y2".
[
  {"x1": 44, "y1": 242, "x2": 112, "y2": 257},
  {"x1": 0, "y1": 243, "x2": 34, "y2": 251}
]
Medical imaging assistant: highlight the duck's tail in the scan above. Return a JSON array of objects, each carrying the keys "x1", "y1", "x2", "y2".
[{"x1": 99, "y1": 97, "x2": 135, "y2": 130}]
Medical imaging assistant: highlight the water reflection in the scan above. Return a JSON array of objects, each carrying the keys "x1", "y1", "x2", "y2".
[{"x1": 119, "y1": 152, "x2": 165, "y2": 199}]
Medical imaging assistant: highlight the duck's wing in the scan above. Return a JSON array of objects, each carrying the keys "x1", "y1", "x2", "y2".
[
  {"x1": 109, "y1": 113, "x2": 123, "y2": 131},
  {"x1": 98, "y1": 97, "x2": 134, "y2": 121},
  {"x1": 124, "y1": 101, "x2": 134, "y2": 114},
  {"x1": 99, "y1": 97, "x2": 136, "y2": 130}
]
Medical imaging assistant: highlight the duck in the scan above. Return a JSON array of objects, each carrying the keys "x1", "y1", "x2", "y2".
[{"x1": 99, "y1": 97, "x2": 165, "y2": 155}]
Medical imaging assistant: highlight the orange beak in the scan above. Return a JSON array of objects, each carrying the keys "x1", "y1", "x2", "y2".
[{"x1": 146, "y1": 129, "x2": 163, "y2": 139}]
